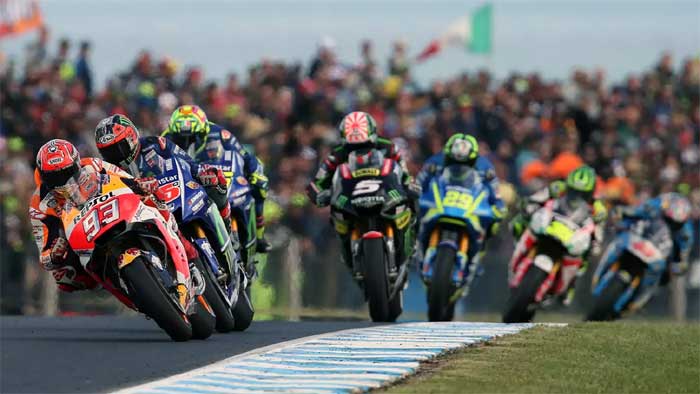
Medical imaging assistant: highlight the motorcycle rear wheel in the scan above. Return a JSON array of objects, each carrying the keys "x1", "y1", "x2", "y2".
[
  {"x1": 122, "y1": 258, "x2": 192, "y2": 341},
  {"x1": 502, "y1": 265, "x2": 548, "y2": 323}
]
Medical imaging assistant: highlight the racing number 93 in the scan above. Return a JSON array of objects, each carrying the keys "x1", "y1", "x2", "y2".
[
  {"x1": 443, "y1": 190, "x2": 473, "y2": 209},
  {"x1": 83, "y1": 199, "x2": 120, "y2": 242}
]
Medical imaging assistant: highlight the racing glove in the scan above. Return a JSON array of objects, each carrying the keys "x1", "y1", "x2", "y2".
[
  {"x1": 198, "y1": 165, "x2": 228, "y2": 194},
  {"x1": 306, "y1": 182, "x2": 331, "y2": 207},
  {"x1": 42, "y1": 237, "x2": 70, "y2": 271},
  {"x1": 134, "y1": 177, "x2": 159, "y2": 196}
]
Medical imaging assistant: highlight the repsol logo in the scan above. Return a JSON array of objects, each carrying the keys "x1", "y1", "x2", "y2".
[{"x1": 73, "y1": 192, "x2": 115, "y2": 224}]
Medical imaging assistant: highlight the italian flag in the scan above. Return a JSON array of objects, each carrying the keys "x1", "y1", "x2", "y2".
[{"x1": 416, "y1": 4, "x2": 493, "y2": 62}]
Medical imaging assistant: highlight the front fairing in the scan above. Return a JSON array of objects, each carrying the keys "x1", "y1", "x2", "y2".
[
  {"x1": 139, "y1": 150, "x2": 211, "y2": 226},
  {"x1": 61, "y1": 172, "x2": 141, "y2": 253},
  {"x1": 419, "y1": 166, "x2": 494, "y2": 235},
  {"x1": 419, "y1": 166, "x2": 495, "y2": 286}
]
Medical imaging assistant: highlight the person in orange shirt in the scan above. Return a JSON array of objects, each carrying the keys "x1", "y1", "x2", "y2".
[{"x1": 547, "y1": 150, "x2": 584, "y2": 181}]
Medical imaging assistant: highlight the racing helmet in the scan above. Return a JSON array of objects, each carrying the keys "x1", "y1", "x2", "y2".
[
  {"x1": 95, "y1": 114, "x2": 140, "y2": 167},
  {"x1": 661, "y1": 193, "x2": 691, "y2": 229},
  {"x1": 36, "y1": 139, "x2": 81, "y2": 197},
  {"x1": 165, "y1": 105, "x2": 210, "y2": 150},
  {"x1": 565, "y1": 165, "x2": 596, "y2": 206},
  {"x1": 338, "y1": 111, "x2": 378, "y2": 145},
  {"x1": 444, "y1": 133, "x2": 479, "y2": 167}
]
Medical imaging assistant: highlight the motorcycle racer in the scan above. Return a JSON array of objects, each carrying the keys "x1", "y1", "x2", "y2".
[
  {"x1": 509, "y1": 165, "x2": 608, "y2": 304},
  {"x1": 94, "y1": 114, "x2": 232, "y2": 236},
  {"x1": 306, "y1": 111, "x2": 420, "y2": 269},
  {"x1": 615, "y1": 192, "x2": 694, "y2": 282},
  {"x1": 28, "y1": 139, "x2": 195, "y2": 295},
  {"x1": 306, "y1": 111, "x2": 420, "y2": 209},
  {"x1": 161, "y1": 105, "x2": 271, "y2": 253},
  {"x1": 417, "y1": 133, "x2": 506, "y2": 229}
]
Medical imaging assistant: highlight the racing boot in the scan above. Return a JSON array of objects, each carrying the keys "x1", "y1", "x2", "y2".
[{"x1": 52, "y1": 264, "x2": 99, "y2": 292}]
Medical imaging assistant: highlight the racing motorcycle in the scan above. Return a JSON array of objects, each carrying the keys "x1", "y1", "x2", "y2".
[
  {"x1": 419, "y1": 165, "x2": 498, "y2": 321},
  {"x1": 59, "y1": 167, "x2": 214, "y2": 341},
  {"x1": 330, "y1": 148, "x2": 413, "y2": 322},
  {"x1": 190, "y1": 139, "x2": 258, "y2": 331},
  {"x1": 140, "y1": 149, "x2": 251, "y2": 332},
  {"x1": 222, "y1": 148, "x2": 258, "y2": 330},
  {"x1": 503, "y1": 198, "x2": 595, "y2": 323},
  {"x1": 587, "y1": 215, "x2": 672, "y2": 321}
]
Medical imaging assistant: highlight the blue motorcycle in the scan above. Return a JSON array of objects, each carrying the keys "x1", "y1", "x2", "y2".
[
  {"x1": 418, "y1": 165, "x2": 498, "y2": 321},
  {"x1": 587, "y1": 215, "x2": 673, "y2": 321},
  {"x1": 200, "y1": 146, "x2": 258, "y2": 330},
  {"x1": 141, "y1": 149, "x2": 253, "y2": 332},
  {"x1": 222, "y1": 150, "x2": 259, "y2": 275}
]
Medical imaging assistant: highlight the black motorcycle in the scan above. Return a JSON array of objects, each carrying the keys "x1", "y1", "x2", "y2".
[{"x1": 329, "y1": 148, "x2": 413, "y2": 322}]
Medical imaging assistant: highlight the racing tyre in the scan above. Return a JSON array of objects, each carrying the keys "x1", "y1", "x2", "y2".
[
  {"x1": 194, "y1": 256, "x2": 236, "y2": 332},
  {"x1": 503, "y1": 265, "x2": 548, "y2": 323},
  {"x1": 190, "y1": 295, "x2": 216, "y2": 339},
  {"x1": 232, "y1": 285, "x2": 254, "y2": 331},
  {"x1": 363, "y1": 237, "x2": 391, "y2": 322},
  {"x1": 428, "y1": 246, "x2": 457, "y2": 321},
  {"x1": 586, "y1": 276, "x2": 628, "y2": 321},
  {"x1": 121, "y1": 257, "x2": 192, "y2": 342}
]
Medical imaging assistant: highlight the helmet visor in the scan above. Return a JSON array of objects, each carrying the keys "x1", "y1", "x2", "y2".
[
  {"x1": 99, "y1": 138, "x2": 134, "y2": 167},
  {"x1": 43, "y1": 161, "x2": 80, "y2": 190}
]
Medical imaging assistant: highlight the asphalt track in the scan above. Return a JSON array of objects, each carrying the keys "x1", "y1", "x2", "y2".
[{"x1": 0, "y1": 316, "x2": 376, "y2": 394}]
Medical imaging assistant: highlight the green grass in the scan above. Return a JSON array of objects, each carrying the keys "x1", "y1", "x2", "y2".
[{"x1": 382, "y1": 323, "x2": 700, "y2": 394}]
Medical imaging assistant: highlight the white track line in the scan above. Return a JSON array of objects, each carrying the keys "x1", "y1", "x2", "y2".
[{"x1": 114, "y1": 322, "x2": 537, "y2": 394}]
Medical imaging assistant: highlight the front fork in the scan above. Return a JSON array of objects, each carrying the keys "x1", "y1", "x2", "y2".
[
  {"x1": 350, "y1": 221, "x2": 397, "y2": 282},
  {"x1": 422, "y1": 228, "x2": 470, "y2": 285}
]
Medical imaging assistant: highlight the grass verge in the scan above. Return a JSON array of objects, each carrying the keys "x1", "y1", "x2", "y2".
[{"x1": 382, "y1": 322, "x2": 700, "y2": 394}]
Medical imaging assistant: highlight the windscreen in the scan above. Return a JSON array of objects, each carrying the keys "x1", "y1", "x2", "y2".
[
  {"x1": 347, "y1": 148, "x2": 384, "y2": 171},
  {"x1": 58, "y1": 168, "x2": 102, "y2": 207},
  {"x1": 441, "y1": 165, "x2": 480, "y2": 189}
]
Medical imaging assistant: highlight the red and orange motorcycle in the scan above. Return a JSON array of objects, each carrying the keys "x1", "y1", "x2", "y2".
[{"x1": 59, "y1": 167, "x2": 215, "y2": 341}]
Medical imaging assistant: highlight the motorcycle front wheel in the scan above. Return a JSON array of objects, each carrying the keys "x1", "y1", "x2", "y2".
[
  {"x1": 121, "y1": 258, "x2": 192, "y2": 342},
  {"x1": 194, "y1": 255, "x2": 237, "y2": 333},
  {"x1": 586, "y1": 275, "x2": 628, "y2": 321},
  {"x1": 232, "y1": 284, "x2": 254, "y2": 331},
  {"x1": 428, "y1": 246, "x2": 457, "y2": 322},
  {"x1": 502, "y1": 265, "x2": 548, "y2": 323},
  {"x1": 363, "y1": 237, "x2": 393, "y2": 322}
]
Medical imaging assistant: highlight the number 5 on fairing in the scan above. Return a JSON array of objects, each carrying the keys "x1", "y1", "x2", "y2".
[{"x1": 353, "y1": 179, "x2": 382, "y2": 196}]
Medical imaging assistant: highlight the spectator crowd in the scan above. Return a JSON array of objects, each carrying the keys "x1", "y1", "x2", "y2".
[{"x1": 1, "y1": 28, "x2": 699, "y2": 313}]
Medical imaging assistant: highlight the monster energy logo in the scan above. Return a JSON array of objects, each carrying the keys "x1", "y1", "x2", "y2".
[
  {"x1": 388, "y1": 190, "x2": 401, "y2": 200},
  {"x1": 336, "y1": 195, "x2": 348, "y2": 208}
]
